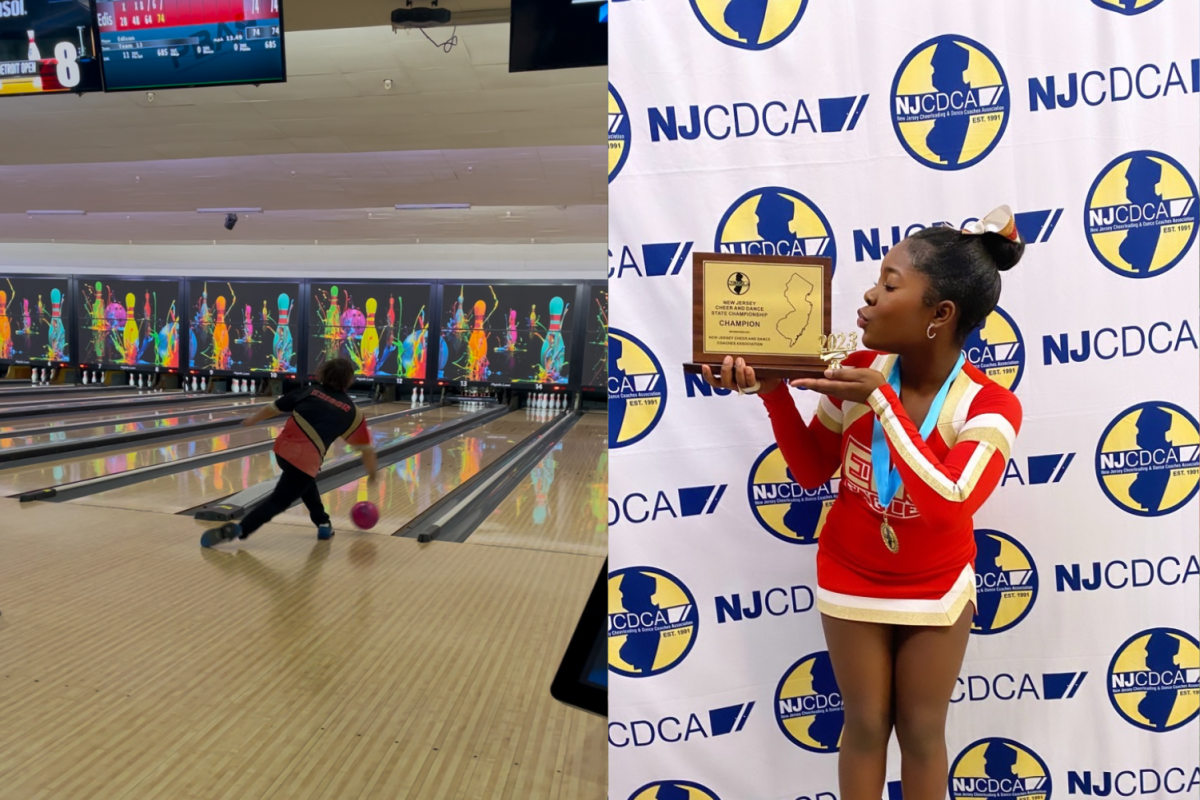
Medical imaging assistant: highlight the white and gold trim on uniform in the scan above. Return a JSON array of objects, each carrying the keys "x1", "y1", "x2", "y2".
[
  {"x1": 866, "y1": 377, "x2": 1015, "y2": 504},
  {"x1": 816, "y1": 565, "x2": 977, "y2": 626}
]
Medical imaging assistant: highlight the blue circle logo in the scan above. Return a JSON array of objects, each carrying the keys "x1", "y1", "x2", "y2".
[
  {"x1": 964, "y1": 306, "x2": 1024, "y2": 392},
  {"x1": 608, "y1": 328, "x2": 667, "y2": 449},
  {"x1": 747, "y1": 444, "x2": 836, "y2": 544},
  {"x1": 609, "y1": 84, "x2": 631, "y2": 183},
  {"x1": 1095, "y1": 402, "x2": 1199, "y2": 517},
  {"x1": 949, "y1": 738, "x2": 1052, "y2": 799},
  {"x1": 689, "y1": 0, "x2": 808, "y2": 50},
  {"x1": 890, "y1": 35, "x2": 1010, "y2": 170},
  {"x1": 1084, "y1": 150, "x2": 1198, "y2": 279},
  {"x1": 775, "y1": 651, "x2": 843, "y2": 752},
  {"x1": 628, "y1": 781, "x2": 722, "y2": 800},
  {"x1": 608, "y1": 566, "x2": 699, "y2": 678},
  {"x1": 1091, "y1": 0, "x2": 1166, "y2": 15},
  {"x1": 1107, "y1": 627, "x2": 1200, "y2": 732},
  {"x1": 972, "y1": 529, "x2": 1038, "y2": 636},
  {"x1": 715, "y1": 186, "x2": 837, "y2": 269}
]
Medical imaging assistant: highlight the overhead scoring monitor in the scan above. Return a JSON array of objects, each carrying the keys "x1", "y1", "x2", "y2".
[{"x1": 96, "y1": 0, "x2": 285, "y2": 91}]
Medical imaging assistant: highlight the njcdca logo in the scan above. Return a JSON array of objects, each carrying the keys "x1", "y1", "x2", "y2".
[
  {"x1": 628, "y1": 781, "x2": 722, "y2": 800},
  {"x1": 964, "y1": 306, "x2": 1025, "y2": 392},
  {"x1": 609, "y1": 328, "x2": 667, "y2": 449},
  {"x1": 1084, "y1": 150, "x2": 1198, "y2": 278},
  {"x1": 775, "y1": 651, "x2": 844, "y2": 753},
  {"x1": 747, "y1": 444, "x2": 837, "y2": 544},
  {"x1": 689, "y1": 0, "x2": 808, "y2": 51},
  {"x1": 1107, "y1": 627, "x2": 1200, "y2": 732},
  {"x1": 949, "y1": 738, "x2": 1052, "y2": 800},
  {"x1": 715, "y1": 186, "x2": 837, "y2": 266},
  {"x1": 1091, "y1": 0, "x2": 1166, "y2": 15},
  {"x1": 973, "y1": 529, "x2": 1039, "y2": 635},
  {"x1": 891, "y1": 35, "x2": 1010, "y2": 170},
  {"x1": 609, "y1": 84, "x2": 631, "y2": 182},
  {"x1": 1095, "y1": 402, "x2": 1199, "y2": 517},
  {"x1": 609, "y1": 566, "x2": 698, "y2": 678}
]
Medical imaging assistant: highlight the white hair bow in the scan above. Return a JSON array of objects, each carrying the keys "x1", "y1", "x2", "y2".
[{"x1": 960, "y1": 205, "x2": 1021, "y2": 242}]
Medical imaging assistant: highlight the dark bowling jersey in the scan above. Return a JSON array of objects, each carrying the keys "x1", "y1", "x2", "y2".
[{"x1": 270, "y1": 385, "x2": 372, "y2": 476}]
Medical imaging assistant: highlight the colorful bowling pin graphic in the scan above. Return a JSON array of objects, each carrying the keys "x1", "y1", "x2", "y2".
[
  {"x1": 386, "y1": 297, "x2": 396, "y2": 342},
  {"x1": 360, "y1": 297, "x2": 381, "y2": 376},
  {"x1": 402, "y1": 309, "x2": 427, "y2": 378},
  {"x1": 327, "y1": 285, "x2": 344, "y2": 353},
  {"x1": 467, "y1": 299, "x2": 490, "y2": 381},
  {"x1": 272, "y1": 293, "x2": 293, "y2": 371},
  {"x1": 122, "y1": 293, "x2": 139, "y2": 364},
  {"x1": 22, "y1": 298, "x2": 31, "y2": 335},
  {"x1": 0, "y1": 291, "x2": 11, "y2": 360},
  {"x1": 46, "y1": 288, "x2": 66, "y2": 361},
  {"x1": 159, "y1": 302, "x2": 179, "y2": 368},
  {"x1": 506, "y1": 309, "x2": 519, "y2": 351},
  {"x1": 539, "y1": 296, "x2": 568, "y2": 382},
  {"x1": 213, "y1": 296, "x2": 232, "y2": 370},
  {"x1": 143, "y1": 292, "x2": 152, "y2": 326},
  {"x1": 90, "y1": 281, "x2": 106, "y2": 359},
  {"x1": 244, "y1": 304, "x2": 254, "y2": 341}
]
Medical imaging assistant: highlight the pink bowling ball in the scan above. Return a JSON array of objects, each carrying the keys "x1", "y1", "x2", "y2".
[{"x1": 351, "y1": 501, "x2": 380, "y2": 530}]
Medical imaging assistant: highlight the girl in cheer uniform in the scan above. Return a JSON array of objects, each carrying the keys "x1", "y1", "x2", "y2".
[{"x1": 703, "y1": 206, "x2": 1025, "y2": 799}]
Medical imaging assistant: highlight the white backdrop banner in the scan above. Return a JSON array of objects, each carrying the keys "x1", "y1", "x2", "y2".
[{"x1": 608, "y1": 2, "x2": 1200, "y2": 799}]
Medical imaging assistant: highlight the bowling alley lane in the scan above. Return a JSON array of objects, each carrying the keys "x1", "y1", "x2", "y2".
[
  {"x1": 468, "y1": 412, "x2": 607, "y2": 556},
  {"x1": 0, "y1": 397, "x2": 269, "y2": 435},
  {"x1": 70, "y1": 404, "x2": 467, "y2": 515},
  {"x1": 268, "y1": 410, "x2": 551, "y2": 534},
  {"x1": 0, "y1": 402, "x2": 408, "y2": 499},
  {"x1": 0, "y1": 401, "x2": 270, "y2": 452},
  {"x1": 0, "y1": 423, "x2": 287, "y2": 497}
]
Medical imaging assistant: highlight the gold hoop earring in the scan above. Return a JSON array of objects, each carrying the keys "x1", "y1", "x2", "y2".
[{"x1": 927, "y1": 323, "x2": 936, "y2": 339}]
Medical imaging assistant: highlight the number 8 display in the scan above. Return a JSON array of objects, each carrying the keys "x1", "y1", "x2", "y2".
[{"x1": 54, "y1": 42, "x2": 80, "y2": 89}]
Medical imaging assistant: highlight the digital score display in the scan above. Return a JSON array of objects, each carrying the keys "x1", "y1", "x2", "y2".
[
  {"x1": 509, "y1": 0, "x2": 606, "y2": 73},
  {"x1": 0, "y1": 276, "x2": 70, "y2": 364},
  {"x1": 97, "y1": 0, "x2": 284, "y2": 91},
  {"x1": 188, "y1": 280, "x2": 297, "y2": 376},
  {"x1": 309, "y1": 282, "x2": 432, "y2": 384},
  {"x1": 438, "y1": 283, "x2": 574, "y2": 386},
  {"x1": 76, "y1": 277, "x2": 180, "y2": 372},
  {"x1": 0, "y1": 0, "x2": 102, "y2": 96}
]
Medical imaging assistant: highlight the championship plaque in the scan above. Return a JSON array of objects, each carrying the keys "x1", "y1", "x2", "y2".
[{"x1": 682, "y1": 253, "x2": 855, "y2": 380}]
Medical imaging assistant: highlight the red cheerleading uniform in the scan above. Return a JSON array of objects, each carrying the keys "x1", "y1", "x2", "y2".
[{"x1": 759, "y1": 349, "x2": 1022, "y2": 626}]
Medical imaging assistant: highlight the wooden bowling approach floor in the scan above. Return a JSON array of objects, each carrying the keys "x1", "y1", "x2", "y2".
[{"x1": 0, "y1": 484, "x2": 605, "y2": 799}]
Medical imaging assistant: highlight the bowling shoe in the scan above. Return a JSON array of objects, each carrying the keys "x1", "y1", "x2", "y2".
[{"x1": 317, "y1": 523, "x2": 335, "y2": 541}]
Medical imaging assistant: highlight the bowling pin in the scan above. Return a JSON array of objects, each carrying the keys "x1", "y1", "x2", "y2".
[
  {"x1": 201, "y1": 377, "x2": 207, "y2": 391},
  {"x1": 48, "y1": 368, "x2": 54, "y2": 384},
  {"x1": 419, "y1": 387, "x2": 425, "y2": 404}
]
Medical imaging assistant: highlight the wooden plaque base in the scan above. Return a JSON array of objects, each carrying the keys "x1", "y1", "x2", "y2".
[{"x1": 682, "y1": 361, "x2": 832, "y2": 380}]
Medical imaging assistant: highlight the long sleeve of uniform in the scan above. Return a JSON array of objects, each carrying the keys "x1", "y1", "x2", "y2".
[
  {"x1": 760, "y1": 383, "x2": 844, "y2": 490},
  {"x1": 867, "y1": 381, "x2": 1021, "y2": 531}
]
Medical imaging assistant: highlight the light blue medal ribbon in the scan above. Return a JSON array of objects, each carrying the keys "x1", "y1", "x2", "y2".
[{"x1": 871, "y1": 352, "x2": 966, "y2": 548}]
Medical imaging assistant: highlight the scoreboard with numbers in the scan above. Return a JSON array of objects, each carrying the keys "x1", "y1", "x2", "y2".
[
  {"x1": 0, "y1": 0, "x2": 103, "y2": 95},
  {"x1": 96, "y1": 0, "x2": 284, "y2": 91}
]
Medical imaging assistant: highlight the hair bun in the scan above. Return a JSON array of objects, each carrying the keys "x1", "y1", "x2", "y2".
[{"x1": 980, "y1": 231, "x2": 1024, "y2": 272}]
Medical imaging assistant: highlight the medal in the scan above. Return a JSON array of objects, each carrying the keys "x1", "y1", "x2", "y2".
[
  {"x1": 881, "y1": 517, "x2": 899, "y2": 554},
  {"x1": 871, "y1": 352, "x2": 966, "y2": 554}
]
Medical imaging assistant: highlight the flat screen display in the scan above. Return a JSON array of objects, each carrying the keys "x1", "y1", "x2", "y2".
[
  {"x1": 582, "y1": 284, "x2": 606, "y2": 388},
  {"x1": 437, "y1": 283, "x2": 573, "y2": 386},
  {"x1": 96, "y1": 0, "x2": 284, "y2": 91},
  {"x1": 187, "y1": 279, "x2": 297, "y2": 375},
  {"x1": 509, "y1": 0, "x2": 606, "y2": 73},
  {"x1": 76, "y1": 277, "x2": 180, "y2": 371},
  {"x1": 0, "y1": 276, "x2": 69, "y2": 364},
  {"x1": 308, "y1": 282, "x2": 432, "y2": 383},
  {"x1": 0, "y1": 0, "x2": 102, "y2": 95}
]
